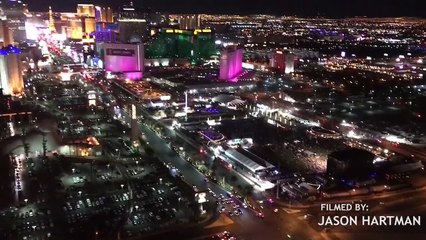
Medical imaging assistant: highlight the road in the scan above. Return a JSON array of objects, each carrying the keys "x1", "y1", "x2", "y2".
[
  {"x1": 88, "y1": 74, "x2": 326, "y2": 240},
  {"x1": 95, "y1": 76, "x2": 426, "y2": 240},
  {"x1": 137, "y1": 123, "x2": 323, "y2": 240}
]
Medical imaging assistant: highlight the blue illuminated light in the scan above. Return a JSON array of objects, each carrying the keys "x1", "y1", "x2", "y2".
[{"x1": 0, "y1": 45, "x2": 21, "y2": 55}]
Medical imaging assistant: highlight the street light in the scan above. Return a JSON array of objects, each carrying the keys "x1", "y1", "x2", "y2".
[
  {"x1": 24, "y1": 198, "x2": 28, "y2": 204},
  {"x1": 120, "y1": 184, "x2": 124, "y2": 189},
  {"x1": 115, "y1": 149, "x2": 120, "y2": 161}
]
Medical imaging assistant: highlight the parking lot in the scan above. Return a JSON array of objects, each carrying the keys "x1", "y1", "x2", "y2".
[
  {"x1": 0, "y1": 74, "x2": 196, "y2": 240},
  {"x1": 0, "y1": 156, "x2": 195, "y2": 239}
]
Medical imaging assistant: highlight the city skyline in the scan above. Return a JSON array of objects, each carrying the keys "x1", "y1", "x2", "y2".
[
  {"x1": 27, "y1": 0, "x2": 426, "y2": 17},
  {"x1": 1, "y1": 0, "x2": 426, "y2": 240}
]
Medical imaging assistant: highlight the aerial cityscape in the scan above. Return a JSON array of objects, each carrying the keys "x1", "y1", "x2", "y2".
[{"x1": 0, "y1": 0, "x2": 425, "y2": 240}]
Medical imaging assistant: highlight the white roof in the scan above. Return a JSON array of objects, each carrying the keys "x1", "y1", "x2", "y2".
[
  {"x1": 213, "y1": 94, "x2": 236, "y2": 104},
  {"x1": 224, "y1": 148, "x2": 272, "y2": 173}
]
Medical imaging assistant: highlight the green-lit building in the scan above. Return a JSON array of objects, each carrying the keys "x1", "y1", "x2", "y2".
[{"x1": 146, "y1": 28, "x2": 216, "y2": 63}]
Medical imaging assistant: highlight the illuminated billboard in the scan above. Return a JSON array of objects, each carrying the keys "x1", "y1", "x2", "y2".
[{"x1": 97, "y1": 42, "x2": 144, "y2": 79}]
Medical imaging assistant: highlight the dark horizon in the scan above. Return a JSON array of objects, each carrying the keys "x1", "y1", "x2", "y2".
[{"x1": 26, "y1": 0, "x2": 426, "y2": 18}]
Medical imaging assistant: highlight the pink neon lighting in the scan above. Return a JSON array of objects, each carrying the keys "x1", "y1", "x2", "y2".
[
  {"x1": 219, "y1": 47, "x2": 243, "y2": 81},
  {"x1": 123, "y1": 71, "x2": 143, "y2": 80},
  {"x1": 105, "y1": 55, "x2": 139, "y2": 72}
]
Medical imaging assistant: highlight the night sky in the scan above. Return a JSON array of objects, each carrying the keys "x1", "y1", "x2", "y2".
[{"x1": 26, "y1": 0, "x2": 425, "y2": 17}]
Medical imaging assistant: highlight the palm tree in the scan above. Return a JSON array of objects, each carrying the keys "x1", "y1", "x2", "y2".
[{"x1": 42, "y1": 132, "x2": 47, "y2": 157}]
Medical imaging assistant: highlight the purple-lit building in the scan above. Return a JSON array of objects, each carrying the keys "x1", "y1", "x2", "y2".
[
  {"x1": 96, "y1": 42, "x2": 144, "y2": 80},
  {"x1": 90, "y1": 30, "x2": 117, "y2": 43},
  {"x1": 219, "y1": 46, "x2": 243, "y2": 81},
  {"x1": 91, "y1": 23, "x2": 118, "y2": 43}
]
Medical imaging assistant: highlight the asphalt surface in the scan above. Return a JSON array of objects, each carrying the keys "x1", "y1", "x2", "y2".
[{"x1": 136, "y1": 121, "x2": 323, "y2": 240}]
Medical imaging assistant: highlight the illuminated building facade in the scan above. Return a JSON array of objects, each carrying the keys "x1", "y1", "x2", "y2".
[
  {"x1": 64, "y1": 16, "x2": 84, "y2": 39},
  {"x1": 74, "y1": 4, "x2": 96, "y2": 41},
  {"x1": 284, "y1": 53, "x2": 295, "y2": 74},
  {"x1": 91, "y1": 30, "x2": 117, "y2": 43},
  {"x1": 0, "y1": 20, "x2": 13, "y2": 46},
  {"x1": 60, "y1": 13, "x2": 94, "y2": 42},
  {"x1": 177, "y1": 14, "x2": 201, "y2": 30},
  {"x1": 92, "y1": 22, "x2": 118, "y2": 43},
  {"x1": 54, "y1": 4, "x2": 113, "y2": 41},
  {"x1": 0, "y1": 45, "x2": 24, "y2": 96},
  {"x1": 270, "y1": 50, "x2": 294, "y2": 74},
  {"x1": 271, "y1": 50, "x2": 285, "y2": 73},
  {"x1": 219, "y1": 45, "x2": 243, "y2": 81},
  {"x1": 48, "y1": 6, "x2": 56, "y2": 32},
  {"x1": 81, "y1": 17, "x2": 95, "y2": 35},
  {"x1": 77, "y1": 4, "x2": 95, "y2": 18},
  {"x1": 0, "y1": 0, "x2": 28, "y2": 41},
  {"x1": 145, "y1": 28, "x2": 215, "y2": 63},
  {"x1": 96, "y1": 42, "x2": 144, "y2": 80},
  {"x1": 95, "y1": 6, "x2": 113, "y2": 23}
]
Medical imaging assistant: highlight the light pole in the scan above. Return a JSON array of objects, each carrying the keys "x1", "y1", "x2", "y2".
[
  {"x1": 115, "y1": 149, "x2": 120, "y2": 161},
  {"x1": 276, "y1": 180, "x2": 280, "y2": 199}
]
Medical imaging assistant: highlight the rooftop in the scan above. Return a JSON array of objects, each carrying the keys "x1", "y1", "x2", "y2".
[{"x1": 224, "y1": 147, "x2": 274, "y2": 173}]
